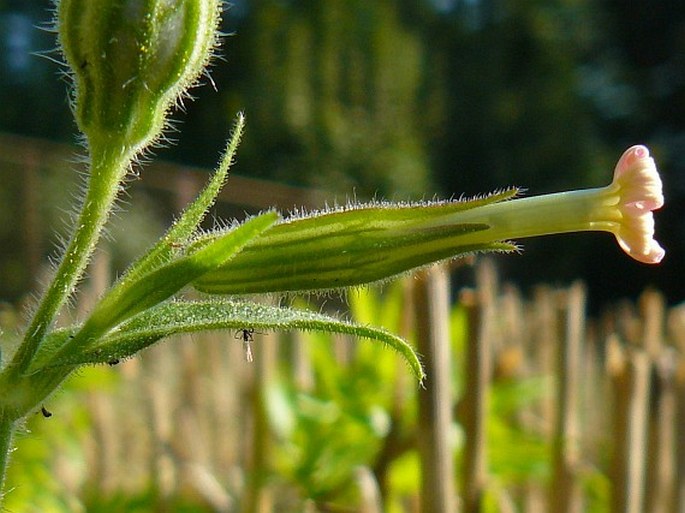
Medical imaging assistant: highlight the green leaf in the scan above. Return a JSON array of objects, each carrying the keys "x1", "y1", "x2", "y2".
[
  {"x1": 69, "y1": 211, "x2": 279, "y2": 346},
  {"x1": 118, "y1": 113, "x2": 246, "y2": 284},
  {"x1": 40, "y1": 299, "x2": 425, "y2": 382},
  {"x1": 23, "y1": 328, "x2": 77, "y2": 375},
  {"x1": 20, "y1": 116, "x2": 250, "y2": 377},
  {"x1": 193, "y1": 191, "x2": 518, "y2": 295}
]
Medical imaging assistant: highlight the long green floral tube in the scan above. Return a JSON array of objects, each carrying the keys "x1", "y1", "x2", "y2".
[{"x1": 194, "y1": 145, "x2": 664, "y2": 295}]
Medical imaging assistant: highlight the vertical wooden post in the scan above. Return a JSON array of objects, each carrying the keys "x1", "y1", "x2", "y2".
[
  {"x1": 142, "y1": 345, "x2": 179, "y2": 504},
  {"x1": 676, "y1": 386, "x2": 685, "y2": 513},
  {"x1": 549, "y1": 282, "x2": 584, "y2": 513},
  {"x1": 640, "y1": 290, "x2": 675, "y2": 513},
  {"x1": 460, "y1": 261, "x2": 496, "y2": 513},
  {"x1": 415, "y1": 264, "x2": 458, "y2": 513},
  {"x1": 646, "y1": 350, "x2": 677, "y2": 513},
  {"x1": 292, "y1": 331, "x2": 314, "y2": 391},
  {"x1": 531, "y1": 285, "x2": 558, "y2": 439},
  {"x1": 607, "y1": 336, "x2": 650, "y2": 513},
  {"x1": 669, "y1": 306, "x2": 685, "y2": 513}
]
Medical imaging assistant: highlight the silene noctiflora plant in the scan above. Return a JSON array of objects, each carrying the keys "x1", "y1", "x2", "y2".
[{"x1": 0, "y1": 0, "x2": 665, "y2": 498}]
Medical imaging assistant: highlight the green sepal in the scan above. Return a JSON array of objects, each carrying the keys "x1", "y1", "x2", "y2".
[
  {"x1": 72, "y1": 211, "x2": 279, "y2": 345},
  {"x1": 193, "y1": 190, "x2": 518, "y2": 294},
  {"x1": 32, "y1": 300, "x2": 425, "y2": 382}
]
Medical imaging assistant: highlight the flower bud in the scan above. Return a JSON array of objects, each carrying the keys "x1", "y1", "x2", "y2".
[{"x1": 58, "y1": 0, "x2": 221, "y2": 152}]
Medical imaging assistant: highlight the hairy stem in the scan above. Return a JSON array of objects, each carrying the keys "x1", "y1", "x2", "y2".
[
  {"x1": 7, "y1": 143, "x2": 130, "y2": 377},
  {"x1": 0, "y1": 413, "x2": 15, "y2": 501}
]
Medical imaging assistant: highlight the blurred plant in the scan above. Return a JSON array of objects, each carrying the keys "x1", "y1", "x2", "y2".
[
  {"x1": 266, "y1": 286, "x2": 418, "y2": 508},
  {"x1": 0, "y1": 0, "x2": 664, "y2": 503}
]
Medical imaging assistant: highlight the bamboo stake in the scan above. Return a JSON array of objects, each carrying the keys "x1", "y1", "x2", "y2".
[
  {"x1": 668, "y1": 306, "x2": 685, "y2": 513},
  {"x1": 549, "y1": 282, "x2": 584, "y2": 513},
  {"x1": 460, "y1": 260, "x2": 497, "y2": 513},
  {"x1": 414, "y1": 264, "x2": 458, "y2": 513},
  {"x1": 524, "y1": 484, "x2": 546, "y2": 513},
  {"x1": 142, "y1": 345, "x2": 180, "y2": 503},
  {"x1": 676, "y1": 381, "x2": 685, "y2": 513},
  {"x1": 640, "y1": 290, "x2": 675, "y2": 513},
  {"x1": 292, "y1": 330, "x2": 314, "y2": 391},
  {"x1": 85, "y1": 388, "x2": 119, "y2": 495},
  {"x1": 581, "y1": 319, "x2": 605, "y2": 465},
  {"x1": 646, "y1": 349, "x2": 677, "y2": 513},
  {"x1": 496, "y1": 285, "x2": 525, "y2": 382},
  {"x1": 531, "y1": 285, "x2": 558, "y2": 439},
  {"x1": 607, "y1": 335, "x2": 650, "y2": 513},
  {"x1": 356, "y1": 466, "x2": 383, "y2": 513}
]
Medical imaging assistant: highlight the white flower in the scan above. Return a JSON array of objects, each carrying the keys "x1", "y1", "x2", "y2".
[{"x1": 610, "y1": 145, "x2": 665, "y2": 263}]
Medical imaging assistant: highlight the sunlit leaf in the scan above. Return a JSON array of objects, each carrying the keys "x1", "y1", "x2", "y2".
[
  {"x1": 42, "y1": 299, "x2": 425, "y2": 382},
  {"x1": 111, "y1": 113, "x2": 245, "y2": 285},
  {"x1": 75, "y1": 211, "x2": 279, "y2": 342}
]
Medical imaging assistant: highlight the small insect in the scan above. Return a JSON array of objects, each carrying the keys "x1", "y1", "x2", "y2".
[
  {"x1": 107, "y1": 358, "x2": 120, "y2": 366},
  {"x1": 40, "y1": 406, "x2": 52, "y2": 418},
  {"x1": 235, "y1": 328, "x2": 255, "y2": 363}
]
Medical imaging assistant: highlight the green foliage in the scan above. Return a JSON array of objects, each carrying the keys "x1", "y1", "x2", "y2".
[
  {"x1": 487, "y1": 378, "x2": 551, "y2": 481},
  {"x1": 2, "y1": 283, "x2": 615, "y2": 512},
  {"x1": 4, "y1": 368, "x2": 114, "y2": 512},
  {"x1": 31, "y1": 299, "x2": 423, "y2": 382},
  {"x1": 265, "y1": 286, "x2": 420, "y2": 508}
]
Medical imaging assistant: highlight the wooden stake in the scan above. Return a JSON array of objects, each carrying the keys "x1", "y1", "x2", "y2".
[
  {"x1": 415, "y1": 264, "x2": 458, "y2": 513},
  {"x1": 549, "y1": 282, "x2": 584, "y2": 513},
  {"x1": 460, "y1": 261, "x2": 497, "y2": 513}
]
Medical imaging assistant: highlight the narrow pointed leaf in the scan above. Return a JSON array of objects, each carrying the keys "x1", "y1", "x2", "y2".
[
  {"x1": 118, "y1": 113, "x2": 245, "y2": 284},
  {"x1": 42, "y1": 299, "x2": 425, "y2": 382},
  {"x1": 72, "y1": 211, "x2": 279, "y2": 344},
  {"x1": 24, "y1": 328, "x2": 77, "y2": 375}
]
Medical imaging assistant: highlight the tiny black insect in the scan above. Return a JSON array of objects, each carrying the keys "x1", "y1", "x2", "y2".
[
  {"x1": 235, "y1": 328, "x2": 255, "y2": 363},
  {"x1": 107, "y1": 358, "x2": 120, "y2": 366},
  {"x1": 41, "y1": 406, "x2": 52, "y2": 418}
]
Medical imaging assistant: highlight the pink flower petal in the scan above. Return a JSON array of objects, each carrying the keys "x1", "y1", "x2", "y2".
[{"x1": 612, "y1": 145, "x2": 665, "y2": 264}]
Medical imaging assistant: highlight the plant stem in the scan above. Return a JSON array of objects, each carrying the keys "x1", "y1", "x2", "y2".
[
  {"x1": 7, "y1": 143, "x2": 130, "y2": 377},
  {"x1": 0, "y1": 413, "x2": 15, "y2": 501},
  {"x1": 0, "y1": 143, "x2": 129, "y2": 498}
]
